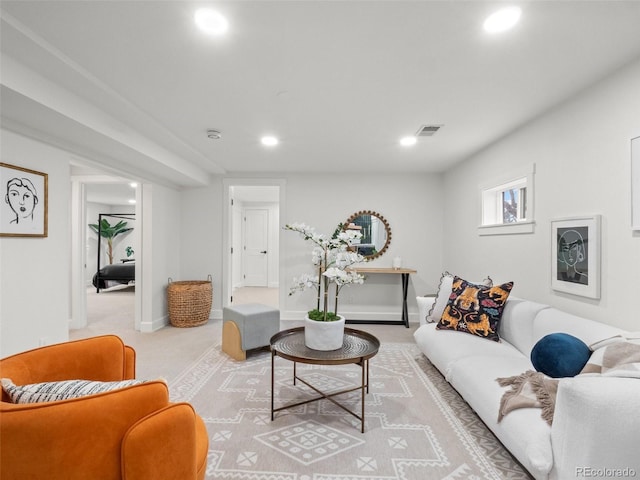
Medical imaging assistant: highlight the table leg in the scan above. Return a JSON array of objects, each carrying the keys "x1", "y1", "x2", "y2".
[
  {"x1": 401, "y1": 273, "x2": 410, "y2": 328},
  {"x1": 271, "y1": 350, "x2": 275, "y2": 421},
  {"x1": 293, "y1": 361, "x2": 297, "y2": 385},
  {"x1": 365, "y1": 359, "x2": 370, "y2": 394},
  {"x1": 361, "y1": 359, "x2": 366, "y2": 433}
]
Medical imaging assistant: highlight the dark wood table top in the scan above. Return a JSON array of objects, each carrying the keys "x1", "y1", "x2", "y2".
[{"x1": 270, "y1": 327, "x2": 380, "y2": 365}]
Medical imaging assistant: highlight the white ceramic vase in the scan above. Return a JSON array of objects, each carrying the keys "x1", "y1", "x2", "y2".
[{"x1": 304, "y1": 314, "x2": 346, "y2": 351}]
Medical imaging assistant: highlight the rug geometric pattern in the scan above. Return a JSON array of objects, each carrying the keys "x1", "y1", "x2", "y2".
[{"x1": 170, "y1": 341, "x2": 533, "y2": 480}]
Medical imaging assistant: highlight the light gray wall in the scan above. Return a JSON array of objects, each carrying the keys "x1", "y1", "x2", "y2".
[
  {"x1": 179, "y1": 182, "x2": 224, "y2": 308},
  {"x1": 0, "y1": 129, "x2": 71, "y2": 356},
  {"x1": 442, "y1": 59, "x2": 640, "y2": 331},
  {"x1": 0, "y1": 130, "x2": 182, "y2": 353},
  {"x1": 282, "y1": 173, "x2": 443, "y2": 321},
  {"x1": 179, "y1": 172, "x2": 445, "y2": 322},
  {"x1": 140, "y1": 183, "x2": 181, "y2": 332}
]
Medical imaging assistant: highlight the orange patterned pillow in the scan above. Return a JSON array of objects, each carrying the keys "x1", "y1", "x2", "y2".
[{"x1": 436, "y1": 276, "x2": 513, "y2": 342}]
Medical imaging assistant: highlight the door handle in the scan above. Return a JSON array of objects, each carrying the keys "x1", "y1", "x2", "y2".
[{"x1": 260, "y1": 250, "x2": 267, "y2": 254}]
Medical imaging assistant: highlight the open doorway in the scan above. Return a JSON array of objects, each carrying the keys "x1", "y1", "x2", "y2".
[
  {"x1": 225, "y1": 182, "x2": 283, "y2": 310},
  {"x1": 86, "y1": 210, "x2": 136, "y2": 331},
  {"x1": 71, "y1": 165, "x2": 139, "y2": 333}
]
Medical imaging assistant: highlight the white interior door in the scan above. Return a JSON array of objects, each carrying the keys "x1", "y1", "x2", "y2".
[{"x1": 243, "y1": 208, "x2": 269, "y2": 286}]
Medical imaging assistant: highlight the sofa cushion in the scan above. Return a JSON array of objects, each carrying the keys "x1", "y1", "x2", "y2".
[
  {"x1": 497, "y1": 297, "x2": 550, "y2": 355},
  {"x1": 532, "y1": 308, "x2": 625, "y2": 352},
  {"x1": 1, "y1": 378, "x2": 150, "y2": 404},
  {"x1": 446, "y1": 355, "x2": 553, "y2": 478},
  {"x1": 414, "y1": 323, "x2": 524, "y2": 379},
  {"x1": 425, "y1": 272, "x2": 492, "y2": 323},
  {"x1": 530, "y1": 333, "x2": 591, "y2": 378},
  {"x1": 436, "y1": 277, "x2": 513, "y2": 342}
]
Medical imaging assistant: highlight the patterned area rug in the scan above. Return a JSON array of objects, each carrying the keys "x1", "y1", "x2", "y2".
[{"x1": 170, "y1": 341, "x2": 533, "y2": 480}]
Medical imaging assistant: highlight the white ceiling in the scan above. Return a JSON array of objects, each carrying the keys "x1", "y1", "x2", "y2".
[
  {"x1": 84, "y1": 183, "x2": 137, "y2": 207},
  {"x1": 2, "y1": 1, "x2": 640, "y2": 191}
]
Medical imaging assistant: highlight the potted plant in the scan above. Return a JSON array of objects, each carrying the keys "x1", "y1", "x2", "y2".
[
  {"x1": 285, "y1": 222, "x2": 366, "y2": 350},
  {"x1": 89, "y1": 218, "x2": 133, "y2": 265}
]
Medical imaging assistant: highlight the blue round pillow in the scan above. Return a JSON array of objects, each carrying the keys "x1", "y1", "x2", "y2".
[{"x1": 530, "y1": 333, "x2": 591, "y2": 378}]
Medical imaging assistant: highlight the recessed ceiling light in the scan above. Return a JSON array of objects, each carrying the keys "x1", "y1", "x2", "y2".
[
  {"x1": 261, "y1": 136, "x2": 279, "y2": 146},
  {"x1": 129, "y1": 182, "x2": 137, "y2": 188},
  {"x1": 128, "y1": 199, "x2": 136, "y2": 204},
  {"x1": 483, "y1": 6, "x2": 522, "y2": 34},
  {"x1": 194, "y1": 8, "x2": 228, "y2": 36},
  {"x1": 400, "y1": 136, "x2": 417, "y2": 147}
]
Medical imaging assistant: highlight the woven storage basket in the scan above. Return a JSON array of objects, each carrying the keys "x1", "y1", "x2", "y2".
[{"x1": 167, "y1": 276, "x2": 212, "y2": 327}]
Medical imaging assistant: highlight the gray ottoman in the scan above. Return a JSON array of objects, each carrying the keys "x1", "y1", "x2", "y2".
[{"x1": 222, "y1": 303, "x2": 280, "y2": 360}]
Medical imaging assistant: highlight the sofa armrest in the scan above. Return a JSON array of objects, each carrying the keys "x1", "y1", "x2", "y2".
[
  {"x1": 416, "y1": 295, "x2": 435, "y2": 327},
  {"x1": 122, "y1": 403, "x2": 200, "y2": 479},
  {"x1": 1, "y1": 381, "x2": 169, "y2": 480},
  {"x1": 124, "y1": 345, "x2": 136, "y2": 379},
  {"x1": 551, "y1": 376, "x2": 640, "y2": 479}
]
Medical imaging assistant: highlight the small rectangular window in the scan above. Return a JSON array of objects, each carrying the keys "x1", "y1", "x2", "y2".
[{"x1": 480, "y1": 166, "x2": 535, "y2": 235}]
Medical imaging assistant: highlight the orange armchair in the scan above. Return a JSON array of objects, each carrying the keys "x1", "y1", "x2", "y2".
[{"x1": 0, "y1": 335, "x2": 208, "y2": 480}]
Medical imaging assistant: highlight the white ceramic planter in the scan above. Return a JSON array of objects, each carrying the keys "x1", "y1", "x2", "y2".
[{"x1": 304, "y1": 314, "x2": 345, "y2": 351}]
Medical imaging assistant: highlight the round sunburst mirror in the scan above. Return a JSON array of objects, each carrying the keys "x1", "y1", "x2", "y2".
[{"x1": 344, "y1": 210, "x2": 391, "y2": 260}]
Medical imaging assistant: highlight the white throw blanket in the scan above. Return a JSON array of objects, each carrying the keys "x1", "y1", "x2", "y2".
[{"x1": 580, "y1": 339, "x2": 640, "y2": 378}]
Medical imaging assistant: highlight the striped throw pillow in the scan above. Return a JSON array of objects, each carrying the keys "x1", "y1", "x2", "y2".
[{"x1": 1, "y1": 378, "x2": 151, "y2": 404}]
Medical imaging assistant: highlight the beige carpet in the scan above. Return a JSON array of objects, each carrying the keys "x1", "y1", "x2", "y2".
[
  {"x1": 170, "y1": 330, "x2": 533, "y2": 479},
  {"x1": 85, "y1": 285, "x2": 135, "y2": 332}
]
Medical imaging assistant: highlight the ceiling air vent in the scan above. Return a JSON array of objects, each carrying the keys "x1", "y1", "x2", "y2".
[{"x1": 416, "y1": 124, "x2": 443, "y2": 137}]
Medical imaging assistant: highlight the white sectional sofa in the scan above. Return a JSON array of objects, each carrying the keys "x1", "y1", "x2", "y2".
[{"x1": 414, "y1": 295, "x2": 640, "y2": 480}]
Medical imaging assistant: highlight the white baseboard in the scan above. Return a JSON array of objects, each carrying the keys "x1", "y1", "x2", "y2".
[{"x1": 141, "y1": 315, "x2": 168, "y2": 332}]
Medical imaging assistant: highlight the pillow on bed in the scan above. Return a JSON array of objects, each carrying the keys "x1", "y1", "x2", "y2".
[
  {"x1": 1, "y1": 378, "x2": 154, "y2": 404},
  {"x1": 425, "y1": 271, "x2": 493, "y2": 323}
]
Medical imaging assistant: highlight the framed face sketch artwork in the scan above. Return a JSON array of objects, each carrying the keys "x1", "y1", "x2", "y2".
[
  {"x1": 551, "y1": 215, "x2": 600, "y2": 299},
  {"x1": 0, "y1": 163, "x2": 48, "y2": 237}
]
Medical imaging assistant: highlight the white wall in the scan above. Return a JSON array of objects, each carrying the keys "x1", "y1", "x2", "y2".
[
  {"x1": 0, "y1": 130, "x2": 183, "y2": 352},
  {"x1": 0, "y1": 129, "x2": 71, "y2": 356},
  {"x1": 179, "y1": 182, "x2": 224, "y2": 316},
  {"x1": 283, "y1": 173, "x2": 443, "y2": 321},
  {"x1": 442, "y1": 59, "x2": 640, "y2": 331},
  {"x1": 179, "y1": 172, "x2": 444, "y2": 323},
  {"x1": 140, "y1": 183, "x2": 181, "y2": 332}
]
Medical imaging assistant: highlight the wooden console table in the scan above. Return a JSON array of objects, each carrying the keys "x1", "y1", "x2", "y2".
[{"x1": 347, "y1": 267, "x2": 417, "y2": 328}]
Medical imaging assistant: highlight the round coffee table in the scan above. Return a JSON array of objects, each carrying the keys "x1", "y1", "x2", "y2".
[{"x1": 270, "y1": 327, "x2": 380, "y2": 433}]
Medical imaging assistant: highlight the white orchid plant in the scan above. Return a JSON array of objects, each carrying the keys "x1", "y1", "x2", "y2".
[{"x1": 285, "y1": 222, "x2": 366, "y2": 321}]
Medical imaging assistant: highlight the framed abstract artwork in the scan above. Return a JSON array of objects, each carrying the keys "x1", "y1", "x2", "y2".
[
  {"x1": 0, "y1": 162, "x2": 48, "y2": 238},
  {"x1": 551, "y1": 215, "x2": 600, "y2": 299}
]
